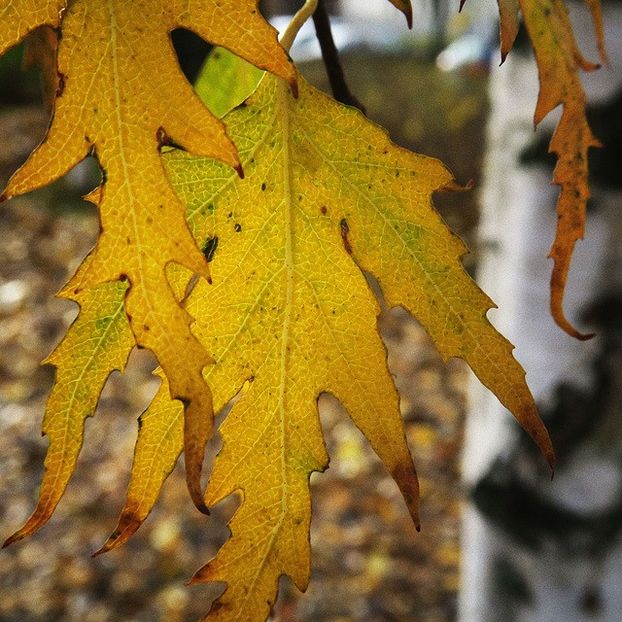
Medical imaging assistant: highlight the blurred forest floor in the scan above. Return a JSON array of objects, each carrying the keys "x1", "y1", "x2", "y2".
[{"x1": 0, "y1": 50, "x2": 488, "y2": 621}]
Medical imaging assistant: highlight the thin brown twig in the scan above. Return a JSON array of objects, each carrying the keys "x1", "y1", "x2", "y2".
[{"x1": 311, "y1": 0, "x2": 366, "y2": 114}]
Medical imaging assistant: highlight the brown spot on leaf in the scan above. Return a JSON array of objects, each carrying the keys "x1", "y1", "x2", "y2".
[{"x1": 340, "y1": 218, "x2": 352, "y2": 255}]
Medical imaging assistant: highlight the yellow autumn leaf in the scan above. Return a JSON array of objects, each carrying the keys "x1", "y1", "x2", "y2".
[
  {"x1": 0, "y1": 0, "x2": 295, "y2": 511},
  {"x1": 496, "y1": 0, "x2": 606, "y2": 338},
  {"x1": 129, "y1": 66, "x2": 549, "y2": 619}
]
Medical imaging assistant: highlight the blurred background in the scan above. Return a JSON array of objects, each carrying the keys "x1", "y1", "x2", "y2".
[{"x1": 0, "y1": 1, "x2": 621, "y2": 620}]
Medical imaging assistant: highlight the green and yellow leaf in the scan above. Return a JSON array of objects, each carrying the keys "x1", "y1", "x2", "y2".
[
  {"x1": 152, "y1": 64, "x2": 549, "y2": 619},
  {"x1": 89, "y1": 53, "x2": 554, "y2": 619}
]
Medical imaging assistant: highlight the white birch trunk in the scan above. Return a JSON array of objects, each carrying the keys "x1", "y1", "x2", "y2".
[{"x1": 460, "y1": 4, "x2": 622, "y2": 621}]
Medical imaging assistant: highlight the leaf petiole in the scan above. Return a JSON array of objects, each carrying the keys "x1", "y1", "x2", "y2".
[{"x1": 279, "y1": 0, "x2": 318, "y2": 52}]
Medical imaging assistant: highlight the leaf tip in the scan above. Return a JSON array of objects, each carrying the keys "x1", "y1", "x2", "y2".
[
  {"x1": 194, "y1": 497, "x2": 211, "y2": 515},
  {"x1": 91, "y1": 539, "x2": 119, "y2": 557},
  {"x1": 235, "y1": 163, "x2": 245, "y2": 180},
  {"x1": 94, "y1": 504, "x2": 149, "y2": 556},
  {"x1": 534, "y1": 418, "x2": 556, "y2": 473},
  {"x1": 572, "y1": 329, "x2": 595, "y2": 341},
  {"x1": 82, "y1": 186, "x2": 103, "y2": 206},
  {"x1": 442, "y1": 178, "x2": 474, "y2": 193},
  {"x1": 551, "y1": 278, "x2": 595, "y2": 341},
  {"x1": 188, "y1": 562, "x2": 212, "y2": 585},
  {"x1": 183, "y1": 403, "x2": 213, "y2": 516},
  {"x1": 547, "y1": 440, "x2": 556, "y2": 472},
  {"x1": 403, "y1": 5, "x2": 413, "y2": 29},
  {"x1": 2, "y1": 533, "x2": 20, "y2": 548},
  {"x1": 2, "y1": 511, "x2": 49, "y2": 548},
  {"x1": 390, "y1": 460, "x2": 420, "y2": 529},
  {"x1": 91, "y1": 545, "x2": 107, "y2": 558}
]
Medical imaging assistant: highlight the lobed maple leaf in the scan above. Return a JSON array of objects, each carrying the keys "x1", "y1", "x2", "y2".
[
  {"x1": 92, "y1": 52, "x2": 553, "y2": 619},
  {"x1": 0, "y1": 0, "x2": 295, "y2": 513},
  {"x1": 493, "y1": 0, "x2": 607, "y2": 338}
]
